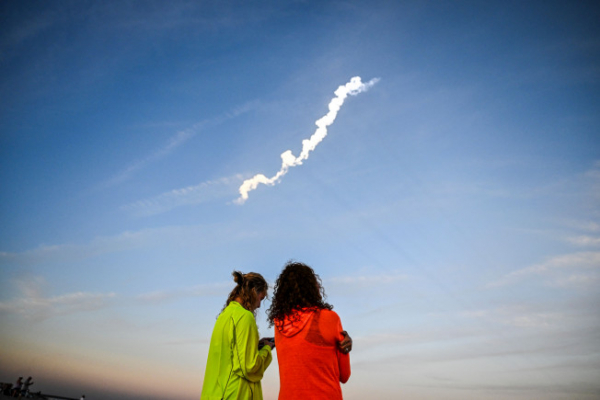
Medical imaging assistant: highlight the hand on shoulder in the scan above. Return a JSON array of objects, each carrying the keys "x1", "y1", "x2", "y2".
[{"x1": 338, "y1": 331, "x2": 352, "y2": 354}]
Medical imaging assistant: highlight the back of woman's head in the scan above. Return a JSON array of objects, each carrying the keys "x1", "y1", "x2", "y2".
[
  {"x1": 267, "y1": 261, "x2": 332, "y2": 326},
  {"x1": 224, "y1": 271, "x2": 268, "y2": 314}
]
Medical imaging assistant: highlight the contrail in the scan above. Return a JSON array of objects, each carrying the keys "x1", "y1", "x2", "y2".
[{"x1": 235, "y1": 76, "x2": 379, "y2": 204}]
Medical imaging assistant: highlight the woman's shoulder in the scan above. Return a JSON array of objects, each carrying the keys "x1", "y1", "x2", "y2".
[
  {"x1": 318, "y1": 308, "x2": 339, "y2": 316},
  {"x1": 231, "y1": 301, "x2": 255, "y2": 322},
  {"x1": 315, "y1": 309, "x2": 345, "y2": 341},
  {"x1": 318, "y1": 308, "x2": 341, "y2": 323},
  {"x1": 223, "y1": 301, "x2": 254, "y2": 320}
]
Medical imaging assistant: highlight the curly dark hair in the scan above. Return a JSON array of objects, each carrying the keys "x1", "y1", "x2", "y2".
[
  {"x1": 222, "y1": 271, "x2": 268, "y2": 316},
  {"x1": 267, "y1": 261, "x2": 332, "y2": 327}
]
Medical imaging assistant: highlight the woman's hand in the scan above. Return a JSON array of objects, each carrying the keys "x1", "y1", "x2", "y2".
[
  {"x1": 259, "y1": 337, "x2": 275, "y2": 349},
  {"x1": 338, "y1": 331, "x2": 352, "y2": 354}
]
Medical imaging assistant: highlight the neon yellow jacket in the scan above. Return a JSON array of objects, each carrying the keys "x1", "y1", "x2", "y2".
[{"x1": 201, "y1": 301, "x2": 273, "y2": 400}]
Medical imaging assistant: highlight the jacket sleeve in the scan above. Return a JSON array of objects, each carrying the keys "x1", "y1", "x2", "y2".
[
  {"x1": 234, "y1": 311, "x2": 273, "y2": 383},
  {"x1": 335, "y1": 316, "x2": 351, "y2": 384}
]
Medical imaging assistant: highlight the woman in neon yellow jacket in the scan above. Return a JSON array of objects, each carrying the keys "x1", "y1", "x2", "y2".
[{"x1": 201, "y1": 271, "x2": 275, "y2": 400}]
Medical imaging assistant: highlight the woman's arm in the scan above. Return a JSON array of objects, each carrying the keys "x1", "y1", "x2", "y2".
[
  {"x1": 335, "y1": 319, "x2": 351, "y2": 383},
  {"x1": 234, "y1": 312, "x2": 273, "y2": 383}
]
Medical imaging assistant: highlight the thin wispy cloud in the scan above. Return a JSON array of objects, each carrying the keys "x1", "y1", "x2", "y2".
[
  {"x1": 490, "y1": 251, "x2": 600, "y2": 287},
  {"x1": 584, "y1": 160, "x2": 600, "y2": 198},
  {"x1": 121, "y1": 175, "x2": 243, "y2": 217},
  {"x1": 0, "y1": 224, "x2": 246, "y2": 269},
  {"x1": 358, "y1": 314, "x2": 600, "y2": 372},
  {"x1": 549, "y1": 273, "x2": 600, "y2": 287},
  {"x1": 325, "y1": 273, "x2": 408, "y2": 286},
  {"x1": 565, "y1": 235, "x2": 600, "y2": 247},
  {"x1": 564, "y1": 220, "x2": 600, "y2": 233},
  {"x1": 100, "y1": 101, "x2": 257, "y2": 188},
  {"x1": 0, "y1": 11, "x2": 57, "y2": 51},
  {"x1": 136, "y1": 281, "x2": 233, "y2": 303},
  {"x1": 119, "y1": 77, "x2": 380, "y2": 214},
  {"x1": 0, "y1": 226, "x2": 194, "y2": 266},
  {"x1": 0, "y1": 276, "x2": 116, "y2": 321},
  {"x1": 460, "y1": 306, "x2": 563, "y2": 329},
  {"x1": 235, "y1": 76, "x2": 380, "y2": 204},
  {"x1": 0, "y1": 230, "x2": 158, "y2": 266}
]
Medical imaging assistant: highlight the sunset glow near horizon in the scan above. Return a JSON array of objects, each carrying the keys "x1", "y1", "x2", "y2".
[{"x1": 1, "y1": 1, "x2": 599, "y2": 400}]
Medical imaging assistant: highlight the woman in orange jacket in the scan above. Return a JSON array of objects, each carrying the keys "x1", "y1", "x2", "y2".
[{"x1": 267, "y1": 261, "x2": 352, "y2": 400}]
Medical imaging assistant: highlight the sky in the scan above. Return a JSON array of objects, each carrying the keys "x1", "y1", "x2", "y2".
[{"x1": 1, "y1": 1, "x2": 599, "y2": 399}]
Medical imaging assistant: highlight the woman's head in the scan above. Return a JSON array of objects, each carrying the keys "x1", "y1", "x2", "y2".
[
  {"x1": 224, "y1": 270, "x2": 268, "y2": 313},
  {"x1": 267, "y1": 261, "x2": 332, "y2": 326}
]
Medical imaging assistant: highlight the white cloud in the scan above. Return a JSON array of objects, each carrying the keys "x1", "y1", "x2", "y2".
[
  {"x1": 564, "y1": 219, "x2": 600, "y2": 233},
  {"x1": 490, "y1": 251, "x2": 600, "y2": 287},
  {"x1": 0, "y1": 276, "x2": 116, "y2": 321},
  {"x1": 120, "y1": 175, "x2": 243, "y2": 217},
  {"x1": 460, "y1": 306, "x2": 563, "y2": 329},
  {"x1": 0, "y1": 226, "x2": 201, "y2": 266},
  {"x1": 0, "y1": 224, "x2": 249, "y2": 270},
  {"x1": 0, "y1": 231, "x2": 152, "y2": 266},
  {"x1": 548, "y1": 273, "x2": 600, "y2": 288},
  {"x1": 566, "y1": 235, "x2": 600, "y2": 247}
]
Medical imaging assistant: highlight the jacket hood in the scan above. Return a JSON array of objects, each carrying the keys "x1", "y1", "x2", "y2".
[{"x1": 275, "y1": 309, "x2": 314, "y2": 337}]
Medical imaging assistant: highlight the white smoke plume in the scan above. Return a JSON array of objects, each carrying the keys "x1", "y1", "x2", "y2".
[{"x1": 235, "y1": 76, "x2": 379, "y2": 204}]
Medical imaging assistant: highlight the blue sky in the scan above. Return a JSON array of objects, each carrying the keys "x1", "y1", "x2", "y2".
[{"x1": 1, "y1": 1, "x2": 599, "y2": 399}]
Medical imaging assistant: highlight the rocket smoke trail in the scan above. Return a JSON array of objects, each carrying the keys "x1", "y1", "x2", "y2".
[{"x1": 235, "y1": 76, "x2": 379, "y2": 204}]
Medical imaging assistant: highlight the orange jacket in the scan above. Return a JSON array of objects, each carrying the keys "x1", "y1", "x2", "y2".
[{"x1": 274, "y1": 308, "x2": 351, "y2": 399}]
